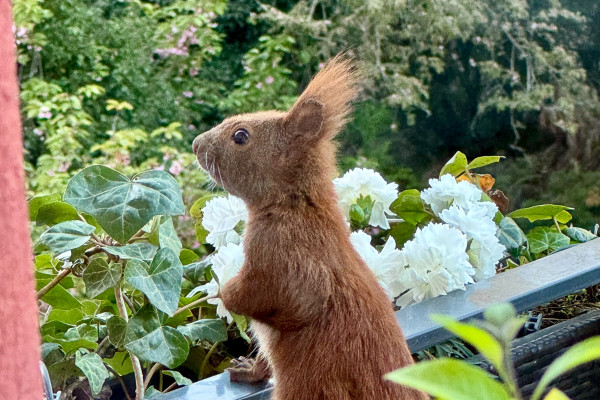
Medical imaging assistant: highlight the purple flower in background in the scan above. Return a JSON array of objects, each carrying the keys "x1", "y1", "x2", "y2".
[
  {"x1": 33, "y1": 128, "x2": 44, "y2": 136},
  {"x1": 255, "y1": 82, "x2": 263, "y2": 89},
  {"x1": 265, "y1": 75, "x2": 274, "y2": 85},
  {"x1": 182, "y1": 91, "x2": 193, "y2": 98},
  {"x1": 169, "y1": 160, "x2": 184, "y2": 175},
  {"x1": 58, "y1": 161, "x2": 71, "y2": 173},
  {"x1": 37, "y1": 106, "x2": 52, "y2": 119},
  {"x1": 189, "y1": 67, "x2": 199, "y2": 77}
]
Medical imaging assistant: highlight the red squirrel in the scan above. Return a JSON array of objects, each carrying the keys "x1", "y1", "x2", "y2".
[{"x1": 192, "y1": 56, "x2": 425, "y2": 400}]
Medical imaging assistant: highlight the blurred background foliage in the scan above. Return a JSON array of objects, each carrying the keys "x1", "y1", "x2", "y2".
[{"x1": 14, "y1": 0, "x2": 600, "y2": 232}]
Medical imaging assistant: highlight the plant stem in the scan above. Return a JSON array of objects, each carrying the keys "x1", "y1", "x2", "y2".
[
  {"x1": 173, "y1": 294, "x2": 215, "y2": 317},
  {"x1": 36, "y1": 267, "x2": 72, "y2": 299},
  {"x1": 105, "y1": 364, "x2": 134, "y2": 400},
  {"x1": 199, "y1": 341, "x2": 220, "y2": 380},
  {"x1": 115, "y1": 283, "x2": 145, "y2": 400},
  {"x1": 553, "y1": 217, "x2": 562, "y2": 232},
  {"x1": 163, "y1": 382, "x2": 178, "y2": 393},
  {"x1": 144, "y1": 363, "x2": 162, "y2": 390}
]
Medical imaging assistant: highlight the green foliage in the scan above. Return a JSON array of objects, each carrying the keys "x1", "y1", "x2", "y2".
[
  {"x1": 32, "y1": 165, "x2": 236, "y2": 395},
  {"x1": 387, "y1": 304, "x2": 600, "y2": 400}
]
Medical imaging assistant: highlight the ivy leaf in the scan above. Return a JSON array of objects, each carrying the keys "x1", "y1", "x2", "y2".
[
  {"x1": 389, "y1": 189, "x2": 429, "y2": 224},
  {"x1": 385, "y1": 358, "x2": 511, "y2": 400},
  {"x1": 124, "y1": 305, "x2": 189, "y2": 369},
  {"x1": 83, "y1": 258, "x2": 121, "y2": 298},
  {"x1": 104, "y1": 351, "x2": 133, "y2": 376},
  {"x1": 107, "y1": 316, "x2": 127, "y2": 348},
  {"x1": 104, "y1": 243, "x2": 158, "y2": 261},
  {"x1": 527, "y1": 227, "x2": 571, "y2": 254},
  {"x1": 508, "y1": 204, "x2": 574, "y2": 223},
  {"x1": 36, "y1": 201, "x2": 80, "y2": 226},
  {"x1": 497, "y1": 217, "x2": 527, "y2": 252},
  {"x1": 36, "y1": 275, "x2": 83, "y2": 310},
  {"x1": 466, "y1": 156, "x2": 504, "y2": 170},
  {"x1": 159, "y1": 217, "x2": 182, "y2": 255},
  {"x1": 162, "y1": 370, "x2": 193, "y2": 387},
  {"x1": 39, "y1": 220, "x2": 95, "y2": 254},
  {"x1": 75, "y1": 350, "x2": 110, "y2": 396},
  {"x1": 440, "y1": 151, "x2": 468, "y2": 177},
  {"x1": 564, "y1": 227, "x2": 596, "y2": 243},
  {"x1": 124, "y1": 248, "x2": 183, "y2": 315},
  {"x1": 64, "y1": 165, "x2": 184, "y2": 244},
  {"x1": 183, "y1": 259, "x2": 211, "y2": 284},
  {"x1": 177, "y1": 319, "x2": 227, "y2": 343},
  {"x1": 532, "y1": 337, "x2": 600, "y2": 400},
  {"x1": 28, "y1": 193, "x2": 61, "y2": 221},
  {"x1": 55, "y1": 324, "x2": 98, "y2": 354},
  {"x1": 542, "y1": 389, "x2": 570, "y2": 400}
]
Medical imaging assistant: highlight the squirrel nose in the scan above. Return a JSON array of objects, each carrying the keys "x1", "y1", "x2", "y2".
[{"x1": 192, "y1": 136, "x2": 202, "y2": 154}]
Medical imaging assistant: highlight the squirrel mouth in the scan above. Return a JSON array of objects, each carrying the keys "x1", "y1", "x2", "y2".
[{"x1": 196, "y1": 152, "x2": 223, "y2": 186}]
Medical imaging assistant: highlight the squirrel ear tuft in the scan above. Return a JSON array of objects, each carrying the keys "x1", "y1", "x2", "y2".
[
  {"x1": 286, "y1": 54, "x2": 359, "y2": 141},
  {"x1": 284, "y1": 98, "x2": 324, "y2": 141}
]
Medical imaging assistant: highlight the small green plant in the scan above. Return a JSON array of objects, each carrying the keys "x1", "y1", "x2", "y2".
[
  {"x1": 386, "y1": 303, "x2": 600, "y2": 400},
  {"x1": 33, "y1": 165, "x2": 237, "y2": 399}
]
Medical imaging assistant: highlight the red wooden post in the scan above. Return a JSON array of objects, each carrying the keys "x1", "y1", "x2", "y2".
[{"x1": 0, "y1": 1, "x2": 43, "y2": 398}]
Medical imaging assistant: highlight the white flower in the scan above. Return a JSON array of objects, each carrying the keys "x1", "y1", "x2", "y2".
[
  {"x1": 421, "y1": 174, "x2": 485, "y2": 216},
  {"x1": 440, "y1": 204, "x2": 505, "y2": 281},
  {"x1": 202, "y1": 195, "x2": 248, "y2": 249},
  {"x1": 350, "y1": 231, "x2": 408, "y2": 300},
  {"x1": 199, "y1": 243, "x2": 245, "y2": 322},
  {"x1": 333, "y1": 168, "x2": 398, "y2": 229},
  {"x1": 396, "y1": 223, "x2": 474, "y2": 308}
]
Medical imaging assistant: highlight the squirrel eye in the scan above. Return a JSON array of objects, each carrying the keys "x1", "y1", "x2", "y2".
[{"x1": 232, "y1": 129, "x2": 249, "y2": 145}]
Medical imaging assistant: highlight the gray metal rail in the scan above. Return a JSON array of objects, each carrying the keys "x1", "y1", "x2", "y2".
[{"x1": 157, "y1": 238, "x2": 600, "y2": 400}]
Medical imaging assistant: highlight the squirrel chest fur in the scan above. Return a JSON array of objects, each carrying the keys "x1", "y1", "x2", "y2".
[{"x1": 192, "y1": 56, "x2": 425, "y2": 400}]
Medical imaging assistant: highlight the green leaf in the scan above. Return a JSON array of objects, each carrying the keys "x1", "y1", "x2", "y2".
[
  {"x1": 349, "y1": 204, "x2": 365, "y2": 224},
  {"x1": 75, "y1": 350, "x2": 110, "y2": 396},
  {"x1": 124, "y1": 305, "x2": 189, "y2": 369},
  {"x1": 564, "y1": 227, "x2": 596, "y2": 243},
  {"x1": 162, "y1": 370, "x2": 193, "y2": 387},
  {"x1": 532, "y1": 337, "x2": 600, "y2": 400},
  {"x1": 28, "y1": 193, "x2": 61, "y2": 221},
  {"x1": 54, "y1": 324, "x2": 98, "y2": 353},
  {"x1": 508, "y1": 204, "x2": 574, "y2": 223},
  {"x1": 47, "y1": 309, "x2": 85, "y2": 325},
  {"x1": 36, "y1": 201, "x2": 80, "y2": 226},
  {"x1": 144, "y1": 386, "x2": 162, "y2": 399},
  {"x1": 385, "y1": 358, "x2": 511, "y2": 400},
  {"x1": 64, "y1": 165, "x2": 184, "y2": 244},
  {"x1": 389, "y1": 189, "x2": 429, "y2": 224},
  {"x1": 190, "y1": 195, "x2": 220, "y2": 244},
  {"x1": 104, "y1": 243, "x2": 158, "y2": 261},
  {"x1": 432, "y1": 315, "x2": 505, "y2": 375},
  {"x1": 389, "y1": 222, "x2": 417, "y2": 249},
  {"x1": 177, "y1": 319, "x2": 228, "y2": 342},
  {"x1": 41, "y1": 342, "x2": 61, "y2": 360},
  {"x1": 183, "y1": 259, "x2": 211, "y2": 284},
  {"x1": 527, "y1": 227, "x2": 570, "y2": 254},
  {"x1": 179, "y1": 249, "x2": 199, "y2": 265},
  {"x1": 124, "y1": 248, "x2": 183, "y2": 315},
  {"x1": 107, "y1": 316, "x2": 127, "y2": 348},
  {"x1": 440, "y1": 151, "x2": 468, "y2": 177},
  {"x1": 555, "y1": 210, "x2": 573, "y2": 224},
  {"x1": 39, "y1": 220, "x2": 95, "y2": 254},
  {"x1": 497, "y1": 217, "x2": 527, "y2": 252},
  {"x1": 466, "y1": 156, "x2": 504, "y2": 170},
  {"x1": 83, "y1": 258, "x2": 121, "y2": 298},
  {"x1": 543, "y1": 389, "x2": 570, "y2": 400},
  {"x1": 37, "y1": 276, "x2": 83, "y2": 310},
  {"x1": 104, "y1": 351, "x2": 133, "y2": 376},
  {"x1": 231, "y1": 312, "x2": 251, "y2": 342},
  {"x1": 159, "y1": 217, "x2": 182, "y2": 255}
]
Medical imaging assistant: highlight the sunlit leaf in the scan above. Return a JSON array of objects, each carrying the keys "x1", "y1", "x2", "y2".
[
  {"x1": 532, "y1": 337, "x2": 600, "y2": 400},
  {"x1": 440, "y1": 151, "x2": 468, "y2": 177},
  {"x1": 385, "y1": 358, "x2": 511, "y2": 400},
  {"x1": 64, "y1": 165, "x2": 184, "y2": 244},
  {"x1": 508, "y1": 204, "x2": 573, "y2": 223}
]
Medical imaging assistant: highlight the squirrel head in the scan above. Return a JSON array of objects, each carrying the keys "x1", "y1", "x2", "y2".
[{"x1": 192, "y1": 55, "x2": 358, "y2": 208}]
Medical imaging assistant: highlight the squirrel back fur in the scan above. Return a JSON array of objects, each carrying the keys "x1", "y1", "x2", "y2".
[{"x1": 192, "y1": 55, "x2": 426, "y2": 400}]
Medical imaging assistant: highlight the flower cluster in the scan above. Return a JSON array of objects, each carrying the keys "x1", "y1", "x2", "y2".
[
  {"x1": 196, "y1": 169, "x2": 505, "y2": 320},
  {"x1": 333, "y1": 168, "x2": 398, "y2": 229}
]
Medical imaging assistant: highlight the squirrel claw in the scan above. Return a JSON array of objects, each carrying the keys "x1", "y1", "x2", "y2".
[{"x1": 227, "y1": 356, "x2": 271, "y2": 384}]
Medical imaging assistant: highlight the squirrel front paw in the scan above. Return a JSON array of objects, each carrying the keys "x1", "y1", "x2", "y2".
[{"x1": 227, "y1": 356, "x2": 271, "y2": 384}]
